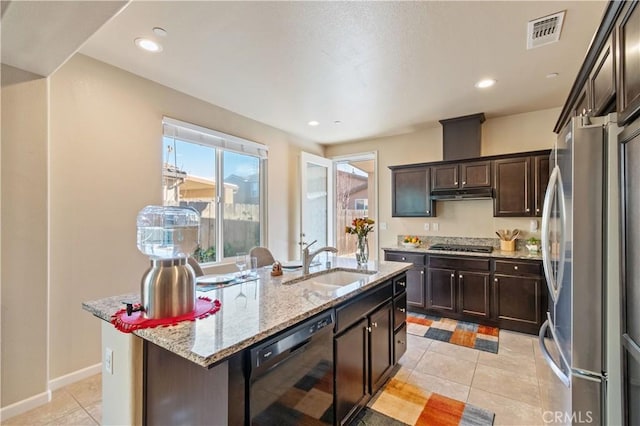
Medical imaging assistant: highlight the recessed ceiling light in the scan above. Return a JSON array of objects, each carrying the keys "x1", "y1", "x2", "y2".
[
  {"x1": 475, "y1": 79, "x2": 496, "y2": 89},
  {"x1": 546, "y1": 72, "x2": 559, "y2": 79},
  {"x1": 134, "y1": 38, "x2": 163, "y2": 52},
  {"x1": 308, "y1": 120, "x2": 319, "y2": 126}
]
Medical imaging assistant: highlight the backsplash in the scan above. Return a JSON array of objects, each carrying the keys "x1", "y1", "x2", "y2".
[{"x1": 395, "y1": 235, "x2": 526, "y2": 251}]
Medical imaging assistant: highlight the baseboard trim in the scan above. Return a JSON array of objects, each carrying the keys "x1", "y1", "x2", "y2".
[
  {"x1": 0, "y1": 390, "x2": 51, "y2": 422},
  {"x1": 49, "y1": 363, "x2": 102, "y2": 391}
]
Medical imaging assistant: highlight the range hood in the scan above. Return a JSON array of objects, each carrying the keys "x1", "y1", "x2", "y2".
[{"x1": 430, "y1": 187, "x2": 493, "y2": 200}]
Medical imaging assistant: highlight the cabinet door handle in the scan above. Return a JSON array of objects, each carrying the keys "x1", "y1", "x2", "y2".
[
  {"x1": 367, "y1": 326, "x2": 372, "y2": 333},
  {"x1": 372, "y1": 322, "x2": 378, "y2": 328},
  {"x1": 450, "y1": 273, "x2": 455, "y2": 278},
  {"x1": 536, "y1": 208, "x2": 540, "y2": 213},
  {"x1": 514, "y1": 266, "x2": 519, "y2": 270},
  {"x1": 397, "y1": 339, "x2": 405, "y2": 345},
  {"x1": 420, "y1": 270, "x2": 424, "y2": 275},
  {"x1": 398, "y1": 307, "x2": 406, "y2": 313},
  {"x1": 398, "y1": 281, "x2": 406, "y2": 287},
  {"x1": 263, "y1": 351, "x2": 272, "y2": 358},
  {"x1": 459, "y1": 274, "x2": 463, "y2": 279},
  {"x1": 426, "y1": 210, "x2": 430, "y2": 214},
  {"x1": 462, "y1": 181, "x2": 466, "y2": 185},
  {"x1": 494, "y1": 278, "x2": 498, "y2": 282},
  {"x1": 526, "y1": 208, "x2": 530, "y2": 212},
  {"x1": 402, "y1": 257, "x2": 406, "y2": 260},
  {"x1": 454, "y1": 181, "x2": 458, "y2": 185}
]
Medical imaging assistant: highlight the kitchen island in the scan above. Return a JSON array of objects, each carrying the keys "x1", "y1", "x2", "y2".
[{"x1": 83, "y1": 257, "x2": 411, "y2": 425}]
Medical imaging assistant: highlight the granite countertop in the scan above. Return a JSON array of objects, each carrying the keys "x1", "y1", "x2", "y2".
[
  {"x1": 82, "y1": 257, "x2": 411, "y2": 369},
  {"x1": 382, "y1": 245, "x2": 542, "y2": 261},
  {"x1": 382, "y1": 235, "x2": 543, "y2": 261}
]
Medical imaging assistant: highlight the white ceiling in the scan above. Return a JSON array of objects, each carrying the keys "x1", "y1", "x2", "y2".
[
  {"x1": 4, "y1": 1, "x2": 607, "y2": 144},
  {"x1": 0, "y1": 0, "x2": 127, "y2": 77}
]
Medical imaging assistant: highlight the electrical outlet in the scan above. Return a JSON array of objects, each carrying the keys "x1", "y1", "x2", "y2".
[
  {"x1": 105, "y1": 348, "x2": 113, "y2": 375},
  {"x1": 433, "y1": 223, "x2": 439, "y2": 231},
  {"x1": 530, "y1": 219, "x2": 539, "y2": 231},
  {"x1": 424, "y1": 223, "x2": 430, "y2": 231},
  {"x1": 380, "y1": 222, "x2": 387, "y2": 230}
]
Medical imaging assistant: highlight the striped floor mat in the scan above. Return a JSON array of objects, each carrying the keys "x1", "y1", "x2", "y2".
[
  {"x1": 406, "y1": 313, "x2": 499, "y2": 354},
  {"x1": 356, "y1": 377, "x2": 495, "y2": 425}
]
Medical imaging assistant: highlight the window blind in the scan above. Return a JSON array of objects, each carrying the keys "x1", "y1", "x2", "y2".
[{"x1": 162, "y1": 117, "x2": 268, "y2": 158}]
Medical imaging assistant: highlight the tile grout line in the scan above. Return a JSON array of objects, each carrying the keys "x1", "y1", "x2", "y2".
[{"x1": 64, "y1": 388, "x2": 100, "y2": 426}]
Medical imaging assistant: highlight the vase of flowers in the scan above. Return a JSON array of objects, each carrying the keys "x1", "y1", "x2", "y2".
[{"x1": 345, "y1": 217, "x2": 374, "y2": 266}]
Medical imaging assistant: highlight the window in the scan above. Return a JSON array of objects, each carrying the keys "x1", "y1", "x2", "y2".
[
  {"x1": 354, "y1": 198, "x2": 368, "y2": 211},
  {"x1": 162, "y1": 117, "x2": 267, "y2": 264}
]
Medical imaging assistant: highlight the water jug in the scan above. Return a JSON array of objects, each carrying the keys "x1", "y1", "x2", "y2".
[{"x1": 136, "y1": 206, "x2": 200, "y2": 318}]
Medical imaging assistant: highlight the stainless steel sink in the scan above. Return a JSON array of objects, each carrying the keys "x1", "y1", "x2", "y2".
[
  {"x1": 283, "y1": 268, "x2": 376, "y2": 287},
  {"x1": 309, "y1": 270, "x2": 374, "y2": 287},
  {"x1": 287, "y1": 268, "x2": 377, "y2": 300}
]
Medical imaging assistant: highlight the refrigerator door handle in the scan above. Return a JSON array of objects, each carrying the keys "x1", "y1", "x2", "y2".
[
  {"x1": 541, "y1": 165, "x2": 566, "y2": 304},
  {"x1": 538, "y1": 319, "x2": 571, "y2": 387},
  {"x1": 623, "y1": 334, "x2": 640, "y2": 364}
]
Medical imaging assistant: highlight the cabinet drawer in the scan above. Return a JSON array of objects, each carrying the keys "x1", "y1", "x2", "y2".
[
  {"x1": 385, "y1": 251, "x2": 426, "y2": 266},
  {"x1": 393, "y1": 292, "x2": 407, "y2": 330},
  {"x1": 494, "y1": 260, "x2": 541, "y2": 276},
  {"x1": 335, "y1": 281, "x2": 393, "y2": 334},
  {"x1": 393, "y1": 274, "x2": 407, "y2": 295},
  {"x1": 393, "y1": 323, "x2": 407, "y2": 364},
  {"x1": 429, "y1": 256, "x2": 490, "y2": 272}
]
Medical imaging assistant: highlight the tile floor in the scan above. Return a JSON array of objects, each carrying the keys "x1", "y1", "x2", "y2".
[{"x1": 4, "y1": 330, "x2": 551, "y2": 425}]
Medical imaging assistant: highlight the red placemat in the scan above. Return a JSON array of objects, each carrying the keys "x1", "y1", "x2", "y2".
[{"x1": 111, "y1": 297, "x2": 221, "y2": 333}]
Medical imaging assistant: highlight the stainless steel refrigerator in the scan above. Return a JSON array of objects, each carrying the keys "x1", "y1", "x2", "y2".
[
  {"x1": 620, "y1": 116, "x2": 640, "y2": 426},
  {"x1": 538, "y1": 114, "x2": 620, "y2": 425}
]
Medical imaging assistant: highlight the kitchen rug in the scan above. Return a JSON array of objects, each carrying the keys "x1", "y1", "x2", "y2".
[
  {"x1": 406, "y1": 313, "x2": 499, "y2": 354},
  {"x1": 356, "y1": 377, "x2": 494, "y2": 426}
]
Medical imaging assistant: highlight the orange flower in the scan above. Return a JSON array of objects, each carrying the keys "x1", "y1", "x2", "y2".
[{"x1": 345, "y1": 217, "x2": 375, "y2": 237}]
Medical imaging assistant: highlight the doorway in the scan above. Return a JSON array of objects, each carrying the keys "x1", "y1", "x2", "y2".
[{"x1": 333, "y1": 152, "x2": 377, "y2": 261}]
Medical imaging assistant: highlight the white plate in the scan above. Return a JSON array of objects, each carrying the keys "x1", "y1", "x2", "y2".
[
  {"x1": 196, "y1": 274, "x2": 236, "y2": 285},
  {"x1": 281, "y1": 261, "x2": 303, "y2": 269}
]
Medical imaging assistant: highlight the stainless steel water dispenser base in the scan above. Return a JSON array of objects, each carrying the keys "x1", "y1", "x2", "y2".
[{"x1": 141, "y1": 258, "x2": 196, "y2": 319}]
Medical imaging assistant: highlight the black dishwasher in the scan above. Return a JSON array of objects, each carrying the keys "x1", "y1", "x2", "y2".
[{"x1": 248, "y1": 311, "x2": 334, "y2": 425}]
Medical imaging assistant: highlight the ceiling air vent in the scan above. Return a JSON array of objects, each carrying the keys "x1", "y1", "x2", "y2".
[{"x1": 527, "y1": 11, "x2": 565, "y2": 50}]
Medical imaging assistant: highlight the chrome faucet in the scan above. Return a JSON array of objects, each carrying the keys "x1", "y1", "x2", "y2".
[{"x1": 302, "y1": 240, "x2": 338, "y2": 275}]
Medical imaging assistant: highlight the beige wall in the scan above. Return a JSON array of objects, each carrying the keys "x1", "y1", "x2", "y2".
[
  {"x1": 1, "y1": 65, "x2": 49, "y2": 405},
  {"x1": 1, "y1": 52, "x2": 322, "y2": 412},
  {"x1": 325, "y1": 107, "x2": 560, "y2": 257},
  {"x1": 46, "y1": 54, "x2": 321, "y2": 387}
]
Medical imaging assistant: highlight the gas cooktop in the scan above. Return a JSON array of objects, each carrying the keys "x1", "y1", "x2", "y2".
[{"x1": 428, "y1": 244, "x2": 493, "y2": 253}]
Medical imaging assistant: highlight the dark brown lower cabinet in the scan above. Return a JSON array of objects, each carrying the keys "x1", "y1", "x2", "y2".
[
  {"x1": 334, "y1": 283, "x2": 400, "y2": 425},
  {"x1": 334, "y1": 318, "x2": 368, "y2": 426},
  {"x1": 394, "y1": 323, "x2": 407, "y2": 364},
  {"x1": 369, "y1": 302, "x2": 393, "y2": 394},
  {"x1": 384, "y1": 251, "x2": 426, "y2": 308},
  {"x1": 458, "y1": 271, "x2": 491, "y2": 318},
  {"x1": 405, "y1": 267, "x2": 425, "y2": 307},
  {"x1": 492, "y1": 274, "x2": 543, "y2": 334},
  {"x1": 427, "y1": 268, "x2": 456, "y2": 312},
  {"x1": 427, "y1": 256, "x2": 491, "y2": 319},
  {"x1": 492, "y1": 259, "x2": 545, "y2": 334}
]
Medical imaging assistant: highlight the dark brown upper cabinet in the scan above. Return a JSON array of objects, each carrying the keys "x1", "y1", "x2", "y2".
[
  {"x1": 617, "y1": 0, "x2": 640, "y2": 124},
  {"x1": 494, "y1": 157, "x2": 531, "y2": 216},
  {"x1": 590, "y1": 33, "x2": 616, "y2": 116},
  {"x1": 533, "y1": 154, "x2": 550, "y2": 217},
  {"x1": 390, "y1": 166, "x2": 434, "y2": 217},
  {"x1": 494, "y1": 154, "x2": 549, "y2": 217},
  {"x1": 573, "y1": 81, "x2": 590, "y2": 118},
  {"x1": 431, "y1": 160, "x2": 491, "y2": 191}
]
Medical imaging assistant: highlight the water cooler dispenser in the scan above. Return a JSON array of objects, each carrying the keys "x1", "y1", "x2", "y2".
[{"x1": 136, "y1": 205, "x2": 200, "y2": 319}]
